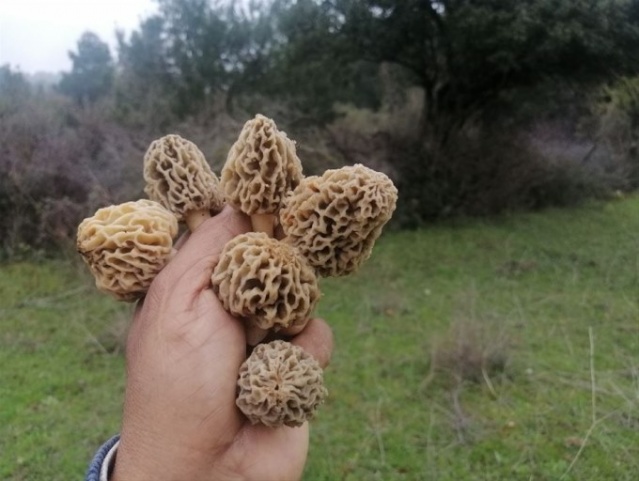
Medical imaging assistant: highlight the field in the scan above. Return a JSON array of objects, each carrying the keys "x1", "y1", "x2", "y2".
[{"x1": 2, "y1": 198, "x2": 639, "y2": 480}]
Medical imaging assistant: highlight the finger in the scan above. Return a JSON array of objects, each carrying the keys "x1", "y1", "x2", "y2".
[
  {"x1": 159, "y1": 205, "x2": 251, "y2": 284},
  {"x1": 290, "y1": 318, "x2": 333, "y2": 369}
]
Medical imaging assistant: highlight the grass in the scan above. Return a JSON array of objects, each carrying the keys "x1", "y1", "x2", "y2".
[{"x1": 2, "y1": 198, "x2": 639, "y2": 480}]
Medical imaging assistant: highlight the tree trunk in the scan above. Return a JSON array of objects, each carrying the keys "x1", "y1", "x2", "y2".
[{"x1": 418, "y1": 86, "x2": 438, "y2": 150}]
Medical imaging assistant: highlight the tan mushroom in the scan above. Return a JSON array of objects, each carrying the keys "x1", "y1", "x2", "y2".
[
  {"x1": 77, "y1": 199, "x2": 178, "y2": 301},
  {"x1": 144, "y1": 134, "x2": 225, "y2": 232},
  {"x1": 236, "y1": 340, "x2": 327, "y2": 427},
  {"x1": 211, "y1": 232, "x2": 320, "y2": 344},
  {"x1": 280, "y1": 164, "x2": 398, "y2": 277},
  {"x1": 221, "y1": 114, "x2": 303, "y2": 236}
]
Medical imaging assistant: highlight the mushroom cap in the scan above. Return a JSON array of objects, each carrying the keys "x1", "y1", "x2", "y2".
[
  {"x1": 143, "y1": 134, "x2": 225, "y2": 221},
  {"x1": 76, "y1": 199, "x2": 178, "y2": 301},
  {"x1": 236, "y1": 340, "x2": 327, "y2": 427},
  {"x1": 221, "y1": 114, "x2": 303, "y2": 215},
  {"x1": 280, "y1": 164, "x2": 398, "y2": 277},
  {"x1": 211, "y1": 232, "x2": 320, "y2": 330}
]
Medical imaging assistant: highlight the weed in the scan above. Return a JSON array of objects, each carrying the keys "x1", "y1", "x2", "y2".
[{"x1": 430, "y1": 317, "x2": 511, "y2": 387}]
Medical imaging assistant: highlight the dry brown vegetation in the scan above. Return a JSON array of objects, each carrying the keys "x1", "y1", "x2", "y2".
[{"x1": 1, "y1": 72, "x2": 638, "y2": 256}]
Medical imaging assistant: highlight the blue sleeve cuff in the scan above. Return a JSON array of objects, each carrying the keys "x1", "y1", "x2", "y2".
[{"x1": 85, "y1": 435, "x2": 120, "y2": 481}]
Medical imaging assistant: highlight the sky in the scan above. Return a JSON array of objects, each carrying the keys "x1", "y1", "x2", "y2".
[{"x1": 0, "y1": 0, "x2": 158, "y2": 73}]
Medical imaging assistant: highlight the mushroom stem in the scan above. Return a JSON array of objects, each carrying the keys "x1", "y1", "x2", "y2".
[
  {"x1": 250, "y1": 213, "x2": 275, "y2": 237},
  {"x1": 245, "y1": 323, "x2": 269, "y2": 346},
  {"x1": 279, "y1": 318, "x2": 310, "y2": 337},
  {"x1": 185, "y1": 209, "x2": 211, "y2": 232}
]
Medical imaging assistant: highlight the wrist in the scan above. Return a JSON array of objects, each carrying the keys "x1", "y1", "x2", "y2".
[
  {"x1": 111, "y1": 442, "x2": 201, "y2": 481},
  {"x1": 111, "y1": 435, "x2": 241, "y2": 481}
]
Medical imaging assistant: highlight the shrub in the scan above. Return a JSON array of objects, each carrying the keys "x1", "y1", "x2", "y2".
[
  {"x1": 0, "y1": 92, "x2": 143, "y2": 254},
  {"x1": 595, "y1": 76, "x2": 639, "y2": 188},
  {"x1": 429, "y1": 317, "x2": 510, "y2": 387},
  {"x1": 0, "y1": 72, "x2": 629, "y2": 255}
]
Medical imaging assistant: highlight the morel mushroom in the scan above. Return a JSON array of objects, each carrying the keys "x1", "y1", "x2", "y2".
[
  {"x1": 211, "y1": 232, "x2": 320, "y2": 335},
  {"x1": 280, "y1": 164, "x2": 398, "y2": 277},
  {"x1": 144, "y1": 134, "x2": 225, "y2": 231},
  {"x1": 221, "y1": 114, "x2": 303, "y2": 236},
  {"x1": 77, "y1": 199, "x2": 178, "y2": 301},
  {"x1": 236, "y1": 340, "x2": 327, "y2": 427}
]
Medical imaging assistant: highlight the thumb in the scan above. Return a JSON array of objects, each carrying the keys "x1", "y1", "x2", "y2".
[{"x1": 150, "y1": 206, "x2": 251, "y2": 303}]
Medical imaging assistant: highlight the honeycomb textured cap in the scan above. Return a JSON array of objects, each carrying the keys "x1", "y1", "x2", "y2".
[
  {"x1": 236, "y1": 340, "x2": 327, "y2": 427},
  {"x1": 211, "y1": 232, "x2": 320, "y2": 330},
  {"x1": 221, "y1": 114, "x2": 303, "y2": 215},
  {"x1": 280, "y1": 164, "x2": 398, "y2": 277},
  {"x1": 76, "y1": 199, "x2": 178, "y2": 301},
  {"x1": 144, "y1": 134, "x2": 224, "y2": 221}
]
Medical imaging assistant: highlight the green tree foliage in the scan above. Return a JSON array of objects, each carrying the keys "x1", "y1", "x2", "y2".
[
  {"x1": 58, "y1": 32, "x2": 114, "y2": 106},
  {"x1": 606, "y1": 76, "x2": 639, "y2": 129},
  {"x1": 270, "y1": 0, "x2": 639, "y2": 143},
  {"x1": 231, "y1": 0, "x2": 381, "y2": 123},
  {"x1": 598, "y1": 76, "x2": 639, "y2": 184},
  {"x1": 158, "y1": 0, "x2": 231, "y2": 111},
  {"x1": 0, "y1": 65, "x2": 31, "y2": 114},
  {"x1": 115, "y1": 0, "x2": 279, "y2": 118},
  {"x1": 115, "y1": 16, "x2": 176, "y2": 127},
  {"x1": 113, "y1": 0, "x2": 639, "y2": 131}
]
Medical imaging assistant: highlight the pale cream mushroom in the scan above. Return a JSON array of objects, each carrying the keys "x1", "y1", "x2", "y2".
[
  {"x1": 236, "y1": 340, "x2": 327, "y2": 427},
  {"x1": 280, "y1": 164, "x2": 398, "y2": 277},
  {"x1": 144, "y1": 134, "x2": 225, "y2": 231},
  {"x1": 211, "y1": 232, "x2": 320, "y2": 345},
  {"x1": 221, "y1": 114, "x2": 303, "y2": 236},
  {"x1": 76, "y1": 199, "x2": 178, "y2": 301}
]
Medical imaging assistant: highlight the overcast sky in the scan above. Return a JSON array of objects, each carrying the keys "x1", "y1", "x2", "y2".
[{"x1": 0, "y1": 0, "x2": 158, "y2": 73}]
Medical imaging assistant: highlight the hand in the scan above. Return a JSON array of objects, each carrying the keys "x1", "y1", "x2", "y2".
[{"x1": 112, "y1": 206, "x2": 334, "y2": 481}]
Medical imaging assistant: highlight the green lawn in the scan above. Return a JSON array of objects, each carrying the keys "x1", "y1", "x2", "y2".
[{"x1": 2, "y1": 198, "x2": 639, "y2": 480}]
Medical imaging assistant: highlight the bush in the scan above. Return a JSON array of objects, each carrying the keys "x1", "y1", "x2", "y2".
[
  {"x1": 321, "y1": 93, "x2": 624, "y2": 227},
  {"x1": 0, "y1": 90, "x2": 324, "y2": 254},
  {"x1": 0, "y1": 70, "x2": 630, "y2": 256},
  {"x1": 0, "y1": 91, "x2": 144, "y2": 254},
  {"x1": 595, "y1": 76, "x2": 639, "y2": 188}
]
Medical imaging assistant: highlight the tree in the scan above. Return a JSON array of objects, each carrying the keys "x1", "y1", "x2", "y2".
[
  {"x1": 254, "y1": 0, "x2": 382, "y2": 123},
  {"x1": 116, "y1": 16, "x2": 172, "y2": 93},
  {"x1": 116, "y1": 0, "x2": 278, "y2": 118},
  {"x1": 114, "y1": 0, "x2": 639, "y2": 140},
  {"x1": 0, "y1": 65, "x2": 31, "y2": 113},
  {"x1": 114, "y1": 15, "x2": 177, "y2": 127},
  {"x1": 271, "y1": 0, "x2": 639, "y2": 143},
  {"x1": 58, "y1": 32, "x2": 114, "y2": 105}
]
